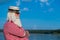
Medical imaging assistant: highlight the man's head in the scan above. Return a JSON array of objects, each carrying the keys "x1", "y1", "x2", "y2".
[
  {"x1": 7, "y1": 6, "x2": 20, "y2": 20},
  {"x1": 7, "y1": 6, "x2": 22, "y2": 27},
  {"x1": 9, "y1": 6, "x2": 20, "y2": 16}
]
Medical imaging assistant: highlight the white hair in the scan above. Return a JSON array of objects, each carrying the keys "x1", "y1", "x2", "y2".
[{"x1": 7, "y1": 12, "x2": 22, "y2": 27}]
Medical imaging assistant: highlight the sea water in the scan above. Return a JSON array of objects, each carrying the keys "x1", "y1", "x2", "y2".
[{"x1": 0, "y1": 32, "x2": 60, "y2": 40}]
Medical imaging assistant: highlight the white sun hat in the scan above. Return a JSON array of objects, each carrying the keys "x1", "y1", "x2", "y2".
[{"x1": 9, "y1": 6, "x2": 19, "y2": 10}]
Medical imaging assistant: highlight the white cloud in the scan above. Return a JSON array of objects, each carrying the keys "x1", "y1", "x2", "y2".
[
  {"x1": 22, "y1": 0, "x2": 32, "y2": 2},
  {"x1": 43, "y1": 8, "x2": 54, "y2": 13},
  {"x1": 39, "y1": 0, "x2": 50, "y2": 7},
  {"x1": 40, "y1": 3, "x2": 44, "y2": 7},
  {"x1": 46, "y1": 2, "x2": 50, "y2": 6},
  {"x1": 23, "y1": 8, "x2": 29, "y2": 11},
  {"x1": 21, "y1": 8, "x2": 29, "y2": 11},
  {"x1": 40, "y1": 0, "x2": 48, "y2": 3},
  {"x1": 40, "y1": 0, "x2": 55, "y2": 6},
  {"x1": 48, "y1": 8, "x2": 54, "y2": 12},
  {"x1": 16, "y1": 0, "x2": 20, "y2": 6}
]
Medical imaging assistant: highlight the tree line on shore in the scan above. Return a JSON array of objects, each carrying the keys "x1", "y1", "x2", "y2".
[{"x1": 0, "y1": 29, "x2": 60, "y2": 34}]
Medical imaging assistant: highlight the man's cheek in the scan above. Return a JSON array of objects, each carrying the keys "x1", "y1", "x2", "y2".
[{"x1": 15, "y1": 14, "x2": 19, "y2": 17}]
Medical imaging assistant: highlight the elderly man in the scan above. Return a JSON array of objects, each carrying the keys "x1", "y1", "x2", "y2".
[{"x1": 3, "y1": 6, "x2": 29, "y2": 40}]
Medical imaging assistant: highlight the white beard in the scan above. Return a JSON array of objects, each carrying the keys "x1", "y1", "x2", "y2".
[{"x1": 7, "y1": 12, "x2": 22, "y2": 27}]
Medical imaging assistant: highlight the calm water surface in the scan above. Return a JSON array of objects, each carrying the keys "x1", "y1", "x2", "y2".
[{"x1": 0, "y1": 32, "x2": 60, "y2": 40}]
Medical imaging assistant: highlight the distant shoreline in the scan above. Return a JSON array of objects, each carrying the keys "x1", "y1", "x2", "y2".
[
  {"x1": 0, "y1": 29, "x2": 60, "y2": 34},
  {"x1": 0, "y1": 29, "x2": 3, "y2": 32}
]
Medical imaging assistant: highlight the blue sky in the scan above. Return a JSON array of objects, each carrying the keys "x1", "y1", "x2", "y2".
[{"x1": 0, "y1": 0, "x2": 60, "y2": 30}]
